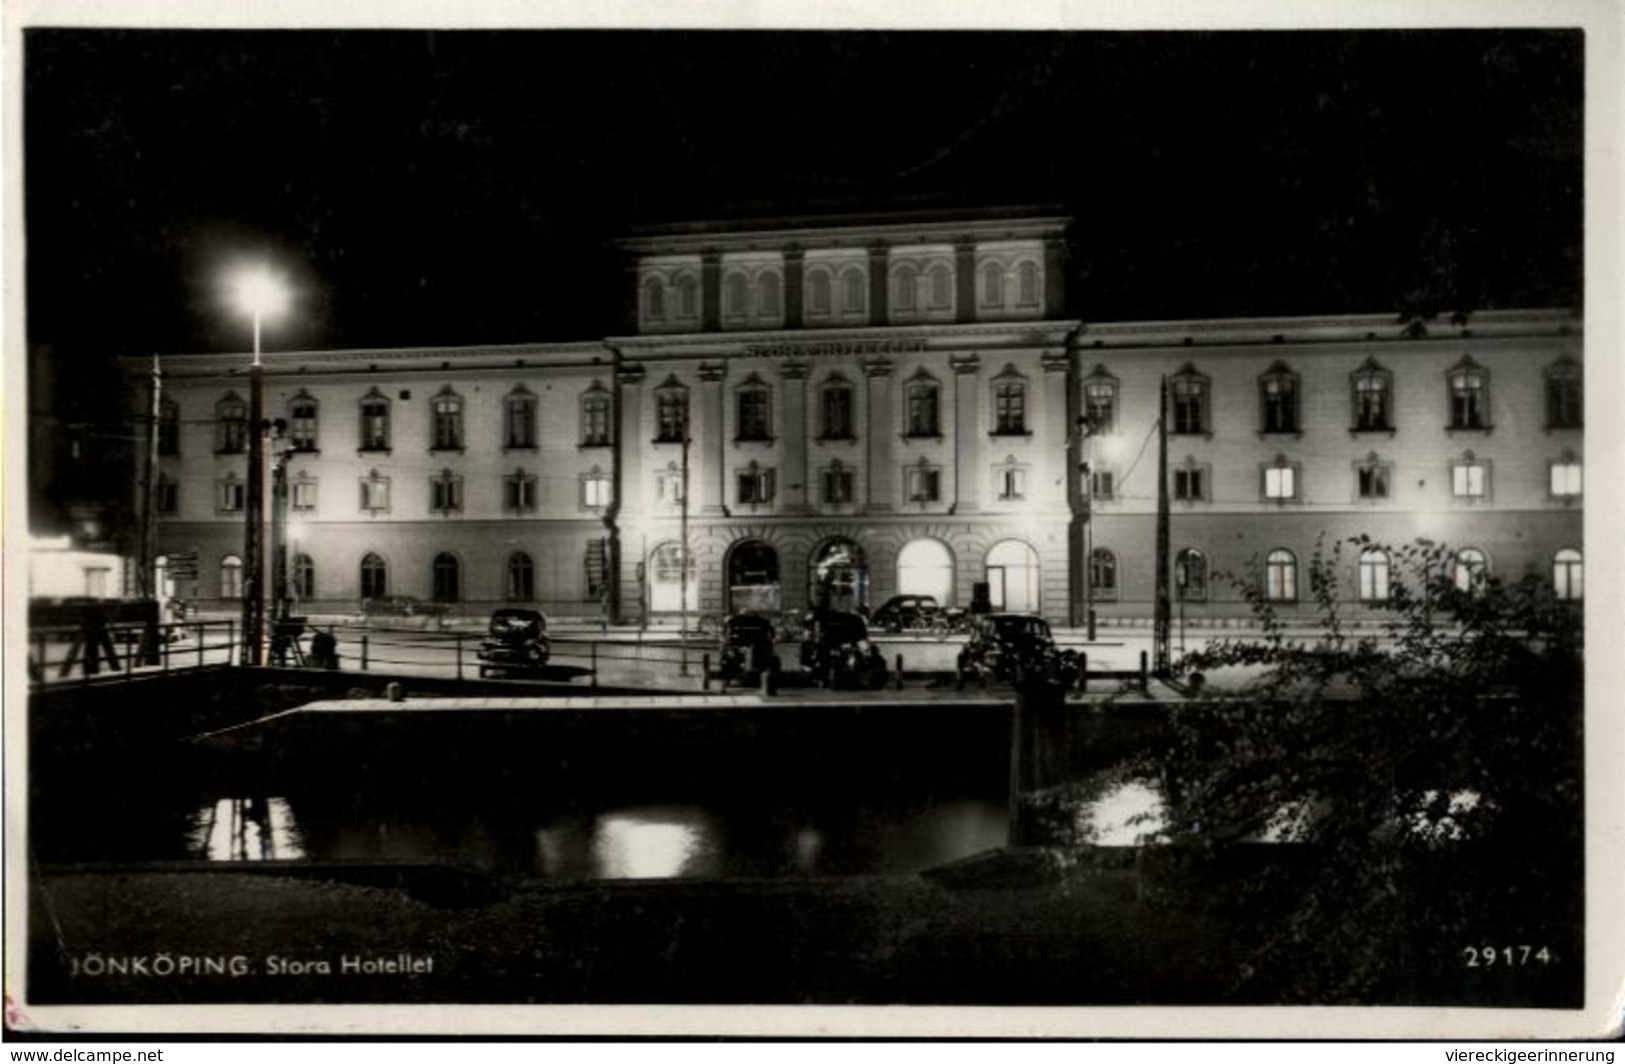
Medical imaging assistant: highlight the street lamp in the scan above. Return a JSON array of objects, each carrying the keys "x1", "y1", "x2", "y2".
[
  {"x1": 1074, "y1": 412, "x2": 1108, "y2": 642},
  {"x1": 226, "y1": 263, "x2": 291, "y2": 666}
]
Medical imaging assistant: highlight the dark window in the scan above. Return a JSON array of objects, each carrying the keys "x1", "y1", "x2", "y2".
[
  {"x1": 906, "y1": 465, "x2": 941, "y2": 503},
  {"x1": 291, "y1": 553, "x2": 315, "y2": 600},
  {"x1": 432, "y1": 553, "x2": 460, "y2": 603},
  {"x1": 724, "y1": 272, "x2": 749, "y2": 317},
  {"x1": 216, "y1": 395, "x2": 248, "y2": 454},
  {"x1": 1260, "y1": 366, "x2": 1299, "y2": 433},
  {"x1": 585, "y1": 539, "x2": 608, "y2": 601},
  {"x1": 505, "y1": 471, "x2": 537, "y2": 512},
  {"x1": 646, "y1": 277, "x2": 666, "y2": 321},
  {"x1": 994, "y1": 379, "x2": 1026, "y2": 434},
  {"x1": 1176, "y1": 549, "x2": 1208, "y2": 602},
  {"x1": 156, "y1": 476, "x2": 178, "y2": 514},
  {"x1": 1546, "y1": 361, "x2": 1582, "y2": 429},
  {"x1": 1090, "y1": 469, "x2": 1114, "y2": 500},
  {"x1": 1174, "y1": 468, "x2": 1207, "y2": 501},
  {"x1": 893, "y1": 265, "x2": 917, "y2": 311},
  {"x1": 1016, "y1": 261, "x2": 1040, "y2": 306},
  {"x1": 737, "y1": 465, "x2": 776, "y2": 505},
  {"x1": 218, "y1": 477, "x2": 245, "y2": 513},
  {"x1": 430, "y1": 471, "x2": 463, "y2": 514},
  {"x1": 1352, "y1": 362, "x2": 1392, "y2": 431},
  {"x1": 360, "y1": 393, "x2": 390, "y2": 451},
  {"x1": 927, "y1": 264, "x2": 952, "y2": 308},
  {"x1": 737, "y1": 386, "x2": 771, "y2": 440},
  {"x1": 656, "y1": 389, "x2": 688, "y2": 443},
  {"x1": 757, "y1": 273, "x2": 781, "y2": 318},
  {"x1": 980, "y1": 263, "x2": 1004, "y2": 307},
  {"x1": 842, "y1": 268, "x2": 865, "y2": 312},
  {"x1": 676, "y1": 274, "x2": 699, "y2": 319},
  {"x1": 432, "y1": 392, "x2": 463, "y2": 451},
  {"x1": 1090, "y1": 549, "x2": 1118, "y2": 600},
  {"x1": 1448, "y1": 361, "x2": 1489, "y2": 430},
  {"x1": 821, "y1": 384, "x2": 854, "y2": 439},
  {"x1": 581, "y1": 388, "x2": 611, "y2": 446},
  {"x1": 823, "y1": 464, "x2": 854, "y2": 504},
  {"x1": 158, "y1": 399, "x2": 180, "y2": 456},
  {"x1": 360, "y1": 553, "x2": 387, "y2": 599},
  {"x1": 289, "y1": 396, "x2": 319, "y2": 451},
  {"x1": 505, "y1": 390, "x2": 537, "y2": 449},
  {"x1": 1170, "y1": 374, "x2": 1208, "y2": 435},
  {"x1": 1358, "y1": 463, "x2": 1390, "y2": 500},
  {"x1": 907, "y1": 378, "x2": 940, "y2": 437},
  {"x1": 507, "y1": 552, "x2": 534, "y2": 601}
]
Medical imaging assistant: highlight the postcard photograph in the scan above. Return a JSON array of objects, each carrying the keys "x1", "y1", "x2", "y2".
[{"x1": 6, "y1": 4, "x2": 1621, "y2": 1040}]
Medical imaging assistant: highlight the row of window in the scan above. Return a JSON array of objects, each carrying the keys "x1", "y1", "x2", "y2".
[
  {"x1": 168, "y1": 384, "x2": 614, "y2": 458},
  {"x1": 1080, "y1": 356, "x2": 1582, "y2": 437},
  {"x1": 207, "y1": 549, "x2": 607, "y2": 604},
  {"x1": 641, "y1": 257, "x2": 1044, "y2": 326},
  {"x1": 1087, "y1": 547, "x2": 1584, "y2": 603},
  {"x1": 1154, "y1": 453, "x2": 1582, "y2": 505}
]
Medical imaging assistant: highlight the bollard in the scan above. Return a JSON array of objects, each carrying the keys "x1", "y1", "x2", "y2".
[
  {"x1": 361, "y1": 634, "x2": 370, "y2": 671},
  {"x1": 761, "y1": 665, "x2": 776, "y2": 696},
  {"x1": 227, "y1": 620, "x2": 236, "y2": 666},
  {"x1": 386, "y1": 682, "x2": 405, "y2": 702},
  {"x1": 197, "y1": 623, "x2": 206, "y2": 669},
  {"x1": 702, "y1": 653, "x2": 712, "y2": 691},
  {"x1": 591, "y1": 641, "x2": 599, "y2": 692},
  {"x1": 456, "y1": 633, "x2": 464, "y2": 681},
  {"x1": 1139, "y1": 650, "x2": 1149, "y2": 691},
  {"x1": 1078, "y1": 652, "x2": 1088, "y2": 693},
  {"x1": 894, "y1": 653, "x2": 904, "y2": 691}
]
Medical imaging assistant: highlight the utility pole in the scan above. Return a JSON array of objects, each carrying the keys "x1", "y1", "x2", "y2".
[
  {"x1": 140, "y1": 353, "x2": 161, "y2": 601},
  {"x1": 1153, "y1": 375, "x2": 1172, "y2": 677},
  {"x1": 679, "y1": 431, "x2": 691, "y2": 677},
  {"x1": 241, "y1": 356, "x2": 265, "y2": 666}
]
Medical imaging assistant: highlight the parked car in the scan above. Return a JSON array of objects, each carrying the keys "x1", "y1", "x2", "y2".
[
  {"x1": 870, "y1": 594, "x2": 940, "y2": 633},
  {"x1": 476, "y1": 608, "x2": 551, "y2": 677},
  {"x1": 957, "y1": 612, "x2": 1080, "y2": 687},
  {"x1": 799, "y1": 609, "x2": 889, "y2": 689},
  {"x1": 714, "y1": 614, "x2": 781, "y2": 687}
]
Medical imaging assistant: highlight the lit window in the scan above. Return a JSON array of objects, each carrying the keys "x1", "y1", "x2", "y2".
[
  {"x1": 822, "y1": 462, "x2": 854, "y2": 505},
  {"x1": 1448, "y1": 358, "x2": 1489, "y2": 430},
  {"x1": 993, "y1": 376, "x2": 1027, "y2": 435},
  {"x1": 1546, "y1": 359, "x2": 1581, "y2": 429},
  {"x1": 582, "y1": 470, "x2": 612, "y2": 509},
  {"x1": 359, "y1": 390, "x2": 391, "y2": 451},
  {"x1": 1090, "y1": 548, "x2": 1118, "y2": 601},
  {"x1": 655, "y1": 385, "x2": 688, "y2": 443},
  {"x1": 1176, "y1": 549, "x2": 1208, "y2": 602},
  {"x1": 1174, "y1": 467, "x2": 1207, "y2": 502},
  {"x1": 1553, "y1": 548, "x2": 1583, "y2": 601},
  {"x1": 1170, "y1": 370, "x2": 1209, "y2": 435},
  {"x1": 216, "y1": 394, "x2": 248, "y2": 454},
  {"x1": 288, "y1": 394, "x2": 319, "y2": 452},
  {"x1": 360, "y1": 472, "x2": 391, "y2": 513},
  {"x1": 217, "y1": 476, "x2": 245, "y2": 513},
  {"x1": 1263, "y1": 461, "x2": 1298, "y2": 501},
  {"x1": 507, "y1": 552, "x2": 535, "y2": 601},
  {"x1": 432, "y1": 553, "x2": 460, "y2": 603},
  {"x1": 906, "y1": 376, "x2": 940, "y2": 437},
  {"x1": 737, "y1": 464, "x2": 776, "y2": 505},
  {"x1": 220, "y1": 556, "x2": 243, "y2": 599},
  {"x1": 1083, "y1": 370, "x2": 1117, "y2": 435},
  {"x1": 1352, "y1": 360, "x2": 1393, "y2": 432},
  {"x1": 505, "y1": 388, "x2": 537, "y2": 449},
  {"x1": 431, "y1": 390, "x2": 464, "y2": 451},
  {"x1": 1259, "y1": 364, "x2": 1299, "y2": 433},
  {"x1": 581, "y1": 386, "x2": 611, "y2": 447},
  {"x1": 1266, "y1": 549, "x2": 1297, "y2": 602},
  {"x1": 1451, "y1": 456, "x2": 1489, "y2": 499},
  {"x1": 290, "y1": 477, "x2": 317, "y2": 512},
  {"x1": 1550, "y1": 459, "x2": 1582, "y2": 498},
  {"x1": 821, "y1": 381, "x2": 854, "y2": 439},
  {"x1": 1359, "y1": 548, "x2": 1391, "y2": 602},
  {"x1": 158, "y1": 398, "x2": 180, "y2": 456},
  {"x1": 1452, "y1": 548, "x2": 1489, "y2": 593},
  {"x1": 905, "y1": 463, "x2": 941, "y2": 504},
  {"x1": 737, "y1": 383, "x2": 772, "y2": 441},
  {"x1": 360, "y1": 553, "x2": 388, "y2": 599},
  {"x1": 430, "y1": 470, "x2": 464, "y2": 514},
  {"x1": 505, "y1": 470, "x2": 538, "y2": 512}
]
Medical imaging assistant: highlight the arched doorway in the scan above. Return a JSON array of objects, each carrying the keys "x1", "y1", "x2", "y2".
[
  {"x1": 809, "y1": 538, "x2": 868, "y2": 613},
  {"x1": 727, "y1": 539, "x2": 781, "y2": 615},
  {"x1": 896, "y1": 538, "x2": 954, "y2": 605},
  {"x1": 648, "y1": 541, "x2": 696, "y2": 614},
  {"x1": 985, "y1": 539, "x2": 1040, "y2": 612}
]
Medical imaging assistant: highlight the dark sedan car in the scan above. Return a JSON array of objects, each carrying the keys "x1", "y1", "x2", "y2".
[
  {"x1": 870, "y1": 594, "x2": 940, "y2": 633},
  {"x1": 798, "y1": 609, "x2": 889, "y2": 689},
  {"x1": 476, "y1": 608, "x2": 551, "y2": 677},
  {"x1": 956, "y1": 612, "x2": 1079, "y2": 687},
  {"x1": 714, "y1": 614, "x2": 781, "y2": 687}
]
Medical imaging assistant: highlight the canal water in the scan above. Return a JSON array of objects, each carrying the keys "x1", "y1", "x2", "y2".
[{"x1": 31, "y1": 700, "x2": 1171, "y2": 881}]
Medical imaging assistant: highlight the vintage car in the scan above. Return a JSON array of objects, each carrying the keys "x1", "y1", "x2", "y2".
[
  {"x1": 714, "y1": 613, "x2": 781, "y2": 686},
  {"x1": 476, "y1": 608, "x2": 551, "y2": 677},
  {"x1": 798, "y1": 609, "x2": 889, "y2": 689},
  {"x1": 956, "y1": 612, "x2": 1080, "y2": 687},
  {"x1": 870, "y1": 594, "x2": 940, "y2": 633}
]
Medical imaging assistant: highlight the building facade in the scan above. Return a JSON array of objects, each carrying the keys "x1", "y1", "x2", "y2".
[{"x1": 128, "y1": 210, "x2": 1584, "y2": 626}]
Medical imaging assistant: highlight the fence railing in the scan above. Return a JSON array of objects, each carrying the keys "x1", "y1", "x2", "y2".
[{"x1": 29, "y1": 620, "x2": 241, "y2": 686}]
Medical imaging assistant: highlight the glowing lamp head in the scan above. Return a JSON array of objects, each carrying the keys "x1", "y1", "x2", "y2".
[{"x1": 227, "y1": 264, "x2": 292, "y2": 324}]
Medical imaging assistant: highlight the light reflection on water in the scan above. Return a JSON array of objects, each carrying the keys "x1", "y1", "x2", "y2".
[
  {"x1": 1084, "y1": 781, "x2": 1166, "y2": 845},
  {"x1": 191, "y1": 797, "x2": 306, "y2": 862}
]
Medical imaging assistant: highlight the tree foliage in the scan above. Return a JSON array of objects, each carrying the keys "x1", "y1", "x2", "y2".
[{"x1": 1150, "y1": 536, "x2": 1583, "y2": 1003}]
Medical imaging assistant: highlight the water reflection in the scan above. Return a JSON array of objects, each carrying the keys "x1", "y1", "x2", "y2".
[
  {"x1": 1086, "y1": 781, "x2": 1166, "y2": 845},
  {"x1": 589, "y1": 806, "x2": 714, "y2": 878},
  {"x1": 192, "y1": 797, "x2": 304, "y2": 862}
]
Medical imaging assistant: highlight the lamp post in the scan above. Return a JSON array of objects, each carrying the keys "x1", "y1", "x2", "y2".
[
  {"x1": 227, "y1": 264, "x2": 290, "y2": 667},
  {"x1": 1073, "y1": 413, "x2": 1106, "y2": 642},
  {"x1": 679, "y1": 431, "x2": 692, "y2": 677}
]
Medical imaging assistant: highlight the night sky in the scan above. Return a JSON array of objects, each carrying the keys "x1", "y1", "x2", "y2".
[{"x1": 25, "y1": 29, "x2": 1582, "y2": 379}]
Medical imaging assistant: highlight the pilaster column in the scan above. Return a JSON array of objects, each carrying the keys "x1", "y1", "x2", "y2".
[
  {"x1": 783, "y1": 248, "x2": 804, "y2": 330},
  {"x1": 1043, "y1": 238, "x2": 1067, "y2": 319},
  {"x1": 867, "y1": 244, "x2": 890, "y2": 326},
  {"x1": 779, "y1": 360, "x2": 811, "y2": 513},
  {"x1": 1041, "y1": 350, "x2": 1071, "y2": 509},
  {"x1": 955, "y1": 239, "x2": 978, "y2": 324},
  {"x1": 701, "y1": 252, "x2": 722, "y2": 332},
  {"x1": 864, "y1": 358, "x2": 895, "y2": 512},
  {"x1": 698, "y1": 361, "x2": 728, "y2": 515},
  {"x1": 951, "y1": 354, "x2": 982, "y2": 514},
  {"x1": 614, "y1": 361, "x2": 647, "y2": 518}
]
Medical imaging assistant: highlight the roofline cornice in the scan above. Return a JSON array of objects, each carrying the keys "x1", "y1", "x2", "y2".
[
  {"x1": 1074, "y1": 308, "x2": 1580, "y2": 350},
  {"x1": 617, "y1": 214, "x2": 1072, "y2": 256}
]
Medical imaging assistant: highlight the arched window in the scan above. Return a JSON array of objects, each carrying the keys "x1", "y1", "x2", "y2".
[
  {"x1": 1452, "y1": 548, "x2": 1489, "y2": 593},
  {"x1": 432, "y1": 553, "x2": 461, "y2": 603},
  {"x1": 1176, "y1": 549, "x2": 1208, "y2": 602},
  {"x1": 736, "y1": 377, "x2": 772, "y2": 441},
  {"x1": 820, "y1": 376, "x2": 854, "y2": 439},
  {"x1": 219, "y1": 555, "x2": 243, "y2": 599},
  {"x1": 216, "y1": 393, "x2": 248, "y2": 454},
  {"x1": 359, "y1": 389, "x2": 391, "y2": 452},
  {"x1": 1553, "y1": 549, "x2": 1583, "y2": 601},
  {"x1": 1352, "y1": 359, "x2": 1394, "y2": 432},
  {"x1": 507, "y1": 552, "x2": 535, "y2": 602},
  {"x1": 360, "y1": 553, "x2": 388, "y2": 600},
  {"x1": 504, "y1": 387, "x2": 537, "y2": 449},
  {"x1": 979, "y1": 262, "x2": 1005, "y2": 307},
  {"x1": 1259, "y1": 363, "x2": 1300, "y2": 434},
  {"x1": 1447, "y1": 356, "x2": 1490, "y2": 430},
  {"x1": 986, "y1": 539, "x2": 1040, "y2": 612},
  {"x1": 1170, "y1": 367, "x2": 1210, "y2": 435},
  {"x1": 906, "y1": 373, "x2": 940, "y2": 437},
  {"x1": 649, "y1": 541, "x2": 697, "y2": 613},
  {"x1": 676, "y1": 273, "x2": 700, "y2": 319},
  {"x1": 757, "y1": 272, "x2": 781, "y2": 318},
  {"x1": 807, "y1": 268, "x2": 832, "y2": 315},
  {"x1": 431, "y1": 388, "x2": 464, "y2": 451},
  {"x1": 841, "y1": 267, "x2": 866, "y2": 313},
  {"x1": 1266, "y1": 549, "x2": 1297, "y2": 602},
  {"x1": 1083, "y1": 367, "x2": 1118, "y2": 434},
  {"x1": 1016, "y1": 261, "x2": 1040, "y2": 306},
  {"x1": 892, "y1": 264, "x2": 918, "y2": 312},
  {"x1": 993, "y1": 370, "x2": 1027, "y2": 435},
  {"x1": 291, "y1": 553, "x2": 315, "y2": 600},
  {"x1": 724, "y1": 272, "x2": 749, "y2": 318},
  {"x1": 288, "y1": 391, "x2": 319, "y2": 452},
  {"x1": 927, "y1": 263, "x2": 952, "y2": 309},
  {"x1": 1090, "y1": 548, "x2": 1118, "y2": 601},
  {"x1": 580, "y1": 384, "x2": 611, "y2": 447},
  {"x1": 896, "y1": 538, "x2": 954, "y2": 604},
  {"x1": 645, "y1": 276, "x2": 667, "y2": 321},
  {"x1": 1359, "y1": 548, "x2": 1391, "y2": 602},
  {"x1": 1545, "y1": 358, "x2": 1581, "y2": 429}
]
